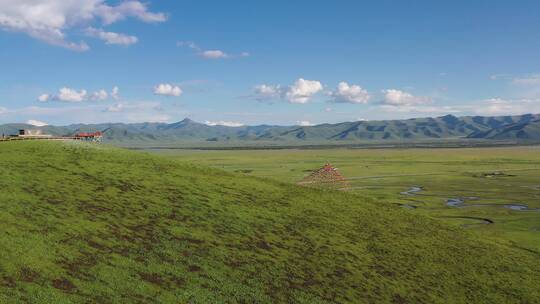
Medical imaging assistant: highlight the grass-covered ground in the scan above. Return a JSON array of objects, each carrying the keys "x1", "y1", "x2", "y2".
[
  {"x1": 155, "y1": 147, "x2": 540, "y2": 253},
  {"x1": 1, "y1": 142, "x2": 539, "y2": 303}
]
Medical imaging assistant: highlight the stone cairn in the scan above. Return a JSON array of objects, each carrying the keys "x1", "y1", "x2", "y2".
[{"x1": 297, "y1": 163, "x2": 351, "y2": 190}]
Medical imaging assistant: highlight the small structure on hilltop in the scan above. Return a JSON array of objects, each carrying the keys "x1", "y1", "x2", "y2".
[
  {"x1": 1, "y1": 129, "x2": 104, "y2": 143},
  {"x1": 18, "y1": 129, "x2": 53, "y2": 139},
  {"x1": 297, "y1": 163, "x2": 351, "y2": 190},
  {"x1": 74, "y1": 131, "x2": 104, "y2": 143}
]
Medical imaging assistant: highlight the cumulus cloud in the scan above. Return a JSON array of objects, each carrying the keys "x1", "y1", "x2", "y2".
[
  {"x1": 26, "y1": 119, "x2": 48, "y2": 127},
  {"x1": 153, "y1": 83, "x2": 182, "y2": 97},
  {"x1": 94, "y1": 1, "x2": 167, "y2": 25},
  {"x1": 381, "y1": 89, "x2": 431, "y2": 106},
  {"x1": 90, "y1": 89, "x2": 109, "y2": 101},
  {"x1": 252, "y1": 84, "x2": 282, "y2": 102},
  {"x1": 201, "y1": 50, "x2": 228, "y2": 59},
  {"x1": 37, "y1": 94, "x2": 50, "y2": 102},
  {"x1": 38, "y1": 86, "x2": 117, "y2": 102},
  {"x1": 285, "y1": 79, "x2": 323, "y2": 104},
  {"x1": 329, "y1": 82, "x2": 370, "y2": 104},
  {"x1": 204, "y1": 120, "x2": 244, "y2": 127},
  {"x1": 0, "y1": 0, "x2": 165, "y2": 51},
  {"x1": 85, "y1": 27, "x2": 138, "y2": 46},
  {"x1": 252, "y1": 78, "x2": 323, "y2": 104},
  {"x1": 177, "y1": 41, "x2": 249, "y2": 59},
  {"x1": 55, "y1": 87, "x2": 88, "y2": 102}
]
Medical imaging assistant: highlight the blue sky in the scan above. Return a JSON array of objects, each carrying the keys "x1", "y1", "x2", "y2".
[{"x1": 1, "y1": 0, "x2": 540, "y2": 126}]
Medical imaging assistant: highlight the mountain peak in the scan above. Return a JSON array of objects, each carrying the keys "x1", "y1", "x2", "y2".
[
  {"x1": 179, "y1": 118, "x2": 195, "y2": 124},
  {"x1": 440, "y1": 114, "x2": 459, "y2": 124}
]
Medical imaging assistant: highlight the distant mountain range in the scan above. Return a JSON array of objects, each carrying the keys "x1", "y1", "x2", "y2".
[{"x1": 1, "y1": 113, "x2": 540, "y2": 147}]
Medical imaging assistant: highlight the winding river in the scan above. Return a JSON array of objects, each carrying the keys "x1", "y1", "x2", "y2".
[
  {"x1": 399, "y1": 186, "x2": 540, "y2": 212},
  {"x1": 446, "y1": 198, "x2": 540, "y2": 212}
]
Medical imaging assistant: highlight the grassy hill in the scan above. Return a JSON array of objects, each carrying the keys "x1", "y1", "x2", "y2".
[
  {"x1": 0, "y1": 141, "x2": 539, "y2": 303},
  {"x1": 468, "y1": 119, "x2": 540, "y2": 140},
  {"x1": 3, "y1": 114, "x2": 540, "y2": 147}
]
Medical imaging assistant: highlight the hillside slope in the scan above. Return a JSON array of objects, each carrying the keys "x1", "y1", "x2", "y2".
[
  {"x1": 2, "y1": 114, "x2": 540, "y2": 146},
  {"x1": 468, "y1": 119, "x2": 540, "y2": 140},
  {"x1": 0, "y1": 142, "x2": 539, "y2": 303}
]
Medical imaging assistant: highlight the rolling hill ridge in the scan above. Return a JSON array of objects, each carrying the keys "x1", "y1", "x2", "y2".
[{"x1": 2, "y1": 113, "x2": 540, "y2": 146}]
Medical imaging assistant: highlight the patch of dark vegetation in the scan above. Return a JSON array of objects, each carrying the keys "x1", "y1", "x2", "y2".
[
  {"x1": 52, "y1": 278, "x2": 76, "y2": 292},
  {"x1": 392, "y1": 294, "x2": 407, "y2": 304},
  {"x1": 87, "y1": 239, "x2": 112, "y2": 252},
  {"x1": 473, "y1": 171, "x2": 516, "y2": 178},
  {"x1": 440, "y1": 216, "x2": 494, "y2": 225},
  {"x1": 61, "y1": 254, "x2": 98, "y2": 279},
  {"x1": 234, "y1": 169, "x2": 253, "y2": 174},
  {"x1": 393, "y1": 203, "x2": 418, "y2": 209},
  {"x1": 188, "y1": 265, "x2": 201, "y2": 272},
  {"x1": 46, "y1": 198, "x2": 63, "y2": 205},
  {"x1": 19, "y1": 267, "x2": 40, "y2": 283},
  {"x1": 139, "y1": 273, "x2": 165, "y2": 286},
  {"x1": 256, "y1": 240, "x2": 272, "y2": 250},
  {"x1": 0, "y1": 276, "x2": 16, "y2": 288},
  {"x1": 117, "y1": 181, "x2": 139, "y2": 192}
]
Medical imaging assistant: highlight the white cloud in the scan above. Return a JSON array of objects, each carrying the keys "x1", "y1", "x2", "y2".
[
  {"x1": 90, "y1": 89, "x2": 108, "y2": 101},
  {"x1": 253, "y1": 78, "x2": 323, "y2": 104},
  {"x1": 111, "y1": 86, "x2": 120, "y2": 100},
  {"x1": 26, "y1": 119, "x2": 48, "y2": 127},
  {"x1": 204, "y1": 120, "x2": 244, "y2": 127},
  {"x1": 201, "y1": 50, "x2": 228, "y2": 59},
  {"x1": 153, "y1": 83, "x2": 182, "y2": 97},
  {"x1": 252, "y1": 84, "x2": 282, "y2": 101},
  {"x1": 285, "y1": 79, "x2": 323, "y2": 104},
  {"x1": 297, "y1": 120, "x2": 314, "y2": 126},
  {"x1": 0, "y1": 0, "x2": 165, "y2": 51},
  {"x1": 177, "y1": 41, "x2": 248, "y2": 60},
  {"x1": 85, "y1": 27, "x2": 138, "y2": 46},
  {"x1": 104, "y1": 103, "x2": 124, "y2": 112},
  {"x1": 39, "y1": 86, "x2": 116, "y2": 102},
  {"x1": 37, "y1": 94, "x2": 50, "y2": 102},
  {"x1": 55, "y1": 87, "x2": 88, "y2": 102},
  {"x1": 329, "y1": 82, "x2": 370, "y2": 104},
  {"x1": 94, "y1": 1, "x2": 167, "y2": 25},
  {"x1": 381, "y1": 89, "x2": 431, "y2": 106}
]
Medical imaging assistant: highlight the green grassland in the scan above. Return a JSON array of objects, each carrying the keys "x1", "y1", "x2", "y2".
[
  {"x1": 1, "y1": 142, "x2": 539, "y2": 303},
  {"x1": 155, "y1": 147, "x2": 540, "y2": 253}
]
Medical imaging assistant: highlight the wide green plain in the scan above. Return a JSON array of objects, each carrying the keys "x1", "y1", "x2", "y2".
[
  {"x1": 1, "y1": 141, "x2": 539, "y2": 303},
  {"x1": 154, "y1": 146, "x2": 540, "y2": 253}
]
